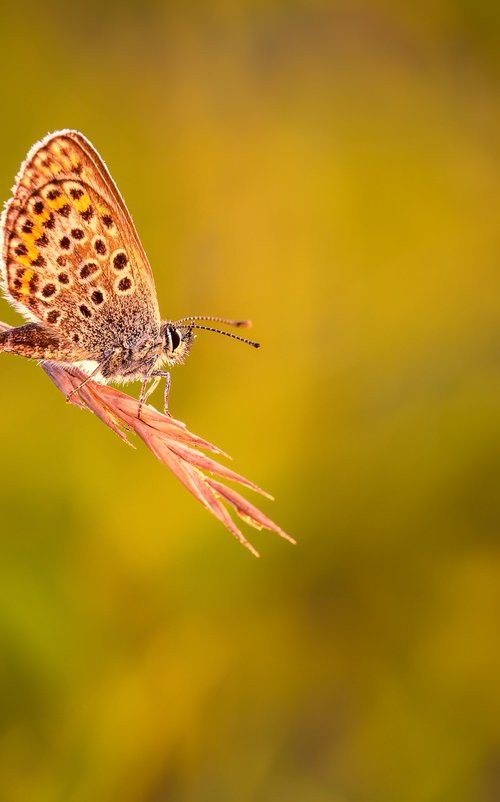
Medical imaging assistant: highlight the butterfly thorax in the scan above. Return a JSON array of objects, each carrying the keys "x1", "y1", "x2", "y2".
[{"x1": 76, "y1": 321, "x2": 193, "y2": 384}]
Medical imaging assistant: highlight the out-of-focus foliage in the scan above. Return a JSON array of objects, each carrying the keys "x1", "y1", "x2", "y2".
[{"x1": 0, "y1": 1, "x2": 499, "y2": 800}]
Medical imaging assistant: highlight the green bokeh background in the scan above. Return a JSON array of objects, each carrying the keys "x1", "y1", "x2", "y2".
[{"x1": 1, "y1": 2, "x2": 500, "y2": 800}]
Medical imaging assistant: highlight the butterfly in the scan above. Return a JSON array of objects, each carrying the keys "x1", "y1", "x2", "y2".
[{"x1": 0, "y1": 130, "x2": 258, "y2": 413}]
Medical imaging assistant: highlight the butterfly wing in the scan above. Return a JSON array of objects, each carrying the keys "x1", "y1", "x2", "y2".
[{"x1": 0, "y1": 130, "x2": 161, "y2": 358}]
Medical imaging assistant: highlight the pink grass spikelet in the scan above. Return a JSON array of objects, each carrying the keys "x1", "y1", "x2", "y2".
[{"x1": 0, "y1": 319, "x2": 293, "y2": 556}]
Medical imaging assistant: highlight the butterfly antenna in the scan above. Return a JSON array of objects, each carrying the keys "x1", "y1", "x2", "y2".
[
  {"x1": 175, "y1": 315, "x2": 253, "y2": 329},
  {"x1": 190, "y1": 324, "x2": 260, "y2": 349}
]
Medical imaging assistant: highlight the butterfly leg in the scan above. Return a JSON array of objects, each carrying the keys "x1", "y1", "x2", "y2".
[
  {"x1": 138, "y1": 357, "x2": 163, "y2": 419},
  {"x1": 151, "y1": 370, "x2": 171, "y2": 416},
  {"x1": 140, "y1": 374, "x2": 161, "y2": 406},
  {"x1": 138, "y1": 369, "x2": 171, "y2": 418}
]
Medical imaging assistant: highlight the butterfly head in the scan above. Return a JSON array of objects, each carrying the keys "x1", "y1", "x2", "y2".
[
  {"x1": 161, "y1": 321, "x2": 195, "y2": 365},
  {"x1": 161, "y1": 316, "x2": 260, "y2": 366}
]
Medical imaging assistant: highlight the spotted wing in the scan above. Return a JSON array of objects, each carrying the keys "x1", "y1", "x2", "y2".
[{"x1": 0, "y1": 130, "x2": 161, "y2": 357}]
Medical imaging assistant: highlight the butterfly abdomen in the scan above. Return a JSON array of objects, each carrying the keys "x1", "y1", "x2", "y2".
[{"x1": 0, "y1": 323, "x2": 73, "y2": 361}]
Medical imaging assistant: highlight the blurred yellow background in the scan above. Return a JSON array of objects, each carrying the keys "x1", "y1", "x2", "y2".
[{"x1": 0, "y1": 1, "x2": 500, "y2": 800}]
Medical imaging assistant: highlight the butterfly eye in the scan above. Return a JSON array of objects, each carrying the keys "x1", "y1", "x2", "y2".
[{"x1": 170, "y1": 327, "x2": 181, "y2": 351}]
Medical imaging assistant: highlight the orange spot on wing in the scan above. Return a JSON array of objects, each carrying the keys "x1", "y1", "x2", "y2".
[
  {"x1": 15, "y1": 241, "x2": 39, "y2": 263},
  {"x1": 20, "y1": 222, "x2": 43, "y2": 244},
  {"x1": 31, "y1": 224, "x2": 44, "y2": 240},
  {"x1": 73, "y1": 193, "x2": 91, "y2": 213},
  {"x1": 34, "y1": 206, "x2": 51, "y2": 223},
  {"x1": 19, "y1": 268, "x2": 35, "y2": 295},
  {"x1": 15, "y1": 255, "x2": 31, "y2": 268},
  {"x1": 46, "y1": 194, "x2": 69, "y2": 211}
]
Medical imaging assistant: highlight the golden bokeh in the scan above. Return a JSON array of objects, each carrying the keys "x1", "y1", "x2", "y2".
[{"x1": 0, "y1": 1, "x2": 499, "y2": 800}]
